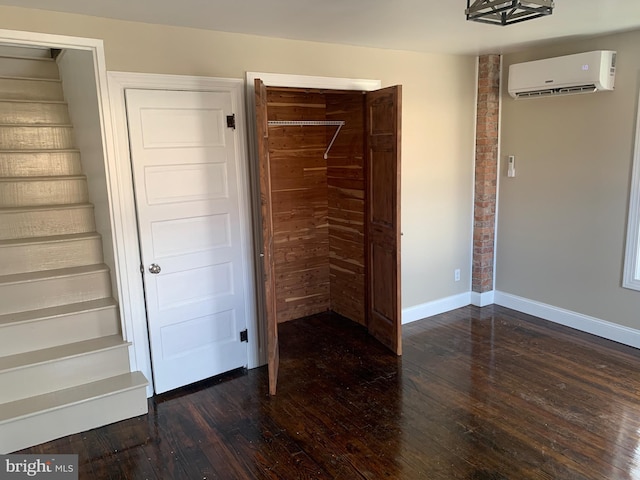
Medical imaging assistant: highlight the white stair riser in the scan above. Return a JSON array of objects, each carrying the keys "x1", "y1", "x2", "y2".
[
  {"x1": 0, "y1": 178, "x2": 88, "y2": 207},
  {"x1": 0, "y1": 206, "x2": 95, "y2": 239},
  {"x1": 0, "y1": 270, "x2": 112, "y2": 314},
  {"x1": 0, "y1": 126, "x2": 74, "y2": 150},
  {"x1": 0, "y1": 236, "x2": 103, "y2": 275},
  {"x1": 0, "y1": 57, "x2": 59, "y2": 80},
  {"x1": 0, "y1": 379, "x2": 148, "y2": 454},
  {"x1": 0, "y1": 346, "x2": 131, "y2": 404},
  {"x1": 0, "y1": 78, "x2": 63, "y2": 101},
  {"x1": 0, "y1": 151, "x2": 82, "y2": 177},
  {"x1": 0, "y1": 305, "x2": 120, "y2": 356},
  {"x1": 0, "y1": 101, "x2": 69, "y2": 124}
]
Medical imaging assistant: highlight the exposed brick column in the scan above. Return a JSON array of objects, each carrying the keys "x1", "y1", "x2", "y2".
[{"x1": 472, "y1": 54, "x2": 500, "y2": 294}]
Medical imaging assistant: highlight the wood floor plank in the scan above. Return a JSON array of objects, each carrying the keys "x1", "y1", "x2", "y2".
[{"x1": 15, "y1": 305, "x2": 640, "y2": 479}]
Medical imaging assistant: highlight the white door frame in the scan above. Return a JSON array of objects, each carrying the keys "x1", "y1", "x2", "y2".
[
  {"x1": 108, "y1": 72, "x2": 256, "y2": 396},
  {"x1": 0, "y1": 28, "x2": 107, "y2": 69}
]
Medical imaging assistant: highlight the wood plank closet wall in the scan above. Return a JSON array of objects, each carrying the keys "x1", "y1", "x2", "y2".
[{"x1": 266, "y1": 87, "x2": 366, "y2": 325}]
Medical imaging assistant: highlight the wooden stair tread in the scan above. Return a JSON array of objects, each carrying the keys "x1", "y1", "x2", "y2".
[
  {"x1": 0, "y1": 123, "x2": 72, "y2": 127},
  {"x1": 0, "y1": 298, "x2": 116, "y2": 327},
  {"x1": 0, "y1": 46, "x2": 52, "y2": 59},
  {"x1": 0, "y1": 123, "x2": 73, "y2": 128},
  {"x1": 0, "y1": 232, "x2": 100, "y2": 247},
  {"x1": 0, "y1": 202, "x2": 92, "y2": 213},
  {"x1": 0, "y1": 75, "x2": 60, "y2": 83},
  {"x1": 0, "y1": 149, "x2": 78, "y2": 154},
  {"x1": 0, "y1": 99, "x2": 65, "y2": 104},
  {"x1": 0, "y1": 55, "x2": 54, "y2": 62},
  {"x1": 0, "y1": 175, "x2": 85, "y2": 182},
  {"x1": 0, "y1": 335, "x2": 128, "y2": 372},
  {"x1": 0, "y1": 148, "x2": 79, "y2": 154},
  {"x1": 0, "y1": 372, "x2": 148, "y2": 424},
  {"x1": 0, "y1": 263, "x2": 109, "y2": 286}
]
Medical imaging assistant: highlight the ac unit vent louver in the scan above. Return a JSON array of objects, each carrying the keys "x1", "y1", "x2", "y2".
[
  {"x1": 514, "y1": 84, "x2": 599, "y2": 99},
  {"x1": 557, "y1": 85, "x2": 598, "y2": 95},
  {"x1": 515, "y1": 89, "x2": 554, "y2": 99}
]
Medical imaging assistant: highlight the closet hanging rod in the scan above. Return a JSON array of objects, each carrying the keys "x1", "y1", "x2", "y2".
[{"x1": 267, "y1": 120, "x2": 346, "y2": 160}]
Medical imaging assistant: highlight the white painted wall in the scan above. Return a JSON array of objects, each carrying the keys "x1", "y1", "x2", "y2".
[{"x1": 57, "y1": 48, "x2": 118, "y2": 300}]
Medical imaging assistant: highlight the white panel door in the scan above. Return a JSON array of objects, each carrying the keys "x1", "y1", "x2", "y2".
[{"x1": 125, "y1": 89, "x2": 249, "y2": 394}]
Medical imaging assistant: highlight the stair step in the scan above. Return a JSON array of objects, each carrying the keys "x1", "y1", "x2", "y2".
[
  {"x1": 0, "y1": 335, "x2": 131, "y2": 404},
  {"x1": 0, "y1": 124, "x2": 74, "y2": 150},
  {"x1": 0, "y1": 175, "x2": 88, "y2": 207},
  {"x1": 0, "y1": 100, "x2": 69, "y2": 124},
  {"x1": 0, "y1": 46, "x2": 52, "y2": 59},
  {"x1": 0, "y1": 150, "x2": 81, "y2": 177},
  {"x1": 0, "y1": 371, "x2": 148, "y2": 454},
  {"x1": 0, "y1": 56, "x2": 59, "y2": 80},
  {"x1": 0, "y1": 77, "x2": 63, "y2": 101},
  {"x1": 0, "y1": 203, "x2": 95, "y2": 239},
  {"x1": 0, "y1": 264, "x2": 112, "y2": 315},
  {"x1": 0, "y1": 298, "x2": 120, "y2": 356},
  {"x1": 0, "y1": 232, "x2": 103, "y2": 275}
]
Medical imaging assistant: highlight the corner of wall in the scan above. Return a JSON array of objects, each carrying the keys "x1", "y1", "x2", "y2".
[{"x1": 470, "y1": 290, "x2": 495, "y2": 307}]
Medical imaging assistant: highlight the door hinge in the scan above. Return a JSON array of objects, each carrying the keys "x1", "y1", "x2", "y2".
[
  {"x1": 240, "y1": 329, "x2": 248, "y2": 343},
  {"x1": 227, "y1": 114, "x2": 236, "y2": 130}
]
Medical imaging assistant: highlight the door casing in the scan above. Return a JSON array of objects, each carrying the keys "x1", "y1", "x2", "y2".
[{"x1": 109, "y1": 73, "x2": 255, "y2": 396}]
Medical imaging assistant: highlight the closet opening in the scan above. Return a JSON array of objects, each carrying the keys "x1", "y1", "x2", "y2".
[{"x1": 254, "y1": 80, "x2": 402, "y2": 394}]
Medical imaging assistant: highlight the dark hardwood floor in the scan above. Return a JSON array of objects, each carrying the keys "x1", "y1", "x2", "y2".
[{"x1": 19, "y1": 305, "x2": 640, "y2": 479}]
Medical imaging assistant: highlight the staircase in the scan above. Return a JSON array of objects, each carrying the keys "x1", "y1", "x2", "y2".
[{"x1": 0, "y1": 46, "x2": 148, "y2": 454}]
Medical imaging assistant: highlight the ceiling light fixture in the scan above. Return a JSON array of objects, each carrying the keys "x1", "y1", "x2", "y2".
[{"x1": 466, "y1": 0, "x2": 554, "y2": 26}]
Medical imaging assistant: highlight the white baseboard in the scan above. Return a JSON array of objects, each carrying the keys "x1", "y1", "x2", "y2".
[
  {"x1": 471, "y1": 290, "x2": 495, "y2": 307},
  {"x1": 494, "y1": 291, "x2": 640, "y2": 349},
  {"x1": 402, "y1": 292, "x2": 471, "y2": 324}
]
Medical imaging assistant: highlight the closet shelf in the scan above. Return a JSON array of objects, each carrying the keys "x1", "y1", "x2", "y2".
[{"x1": 267, "y1": 120, "x2": 345, "y2": 159}]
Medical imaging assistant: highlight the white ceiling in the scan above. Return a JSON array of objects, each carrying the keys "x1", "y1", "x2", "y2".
[{"x1": 2, "y1": 0, "x2": 640, "y2": 55}]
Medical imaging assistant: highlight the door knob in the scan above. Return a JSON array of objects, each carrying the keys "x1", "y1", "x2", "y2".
[{"x1": 148, "y1": 263, "x2": 161, "y2": 274}]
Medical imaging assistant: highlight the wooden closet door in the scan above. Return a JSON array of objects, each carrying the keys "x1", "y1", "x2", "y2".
[
  {"x1": 255, "y1": 79, "x2": 279, "y2": 395},
  {"x1": 365, "y1": 85, "x2": 402, "y2": 355}
]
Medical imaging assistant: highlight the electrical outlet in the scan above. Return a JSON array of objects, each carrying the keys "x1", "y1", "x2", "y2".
[{"x1": 454, "y1": 269, "x2": 461, "y2": 282}]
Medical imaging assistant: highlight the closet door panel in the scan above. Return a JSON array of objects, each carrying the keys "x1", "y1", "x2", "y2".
[
  {"x1": 365, "y1": 86, "x2": 402, "y2": 355},
  {"x1": 255, "y1": 79, "x2": 279, "y2": 395}
]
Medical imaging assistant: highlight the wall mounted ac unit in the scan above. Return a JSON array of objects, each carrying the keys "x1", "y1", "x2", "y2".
[{"x1": 508, "y1": 50, "x2": 616, "y2": 99}]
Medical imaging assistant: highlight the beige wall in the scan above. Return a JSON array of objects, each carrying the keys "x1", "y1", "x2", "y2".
[
  {"x1": 0, "y1": 6, "x2": 477, "y2": 310},
  {"x1": 499, "y1": 29, "x2": 640, "y2": 329}
]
